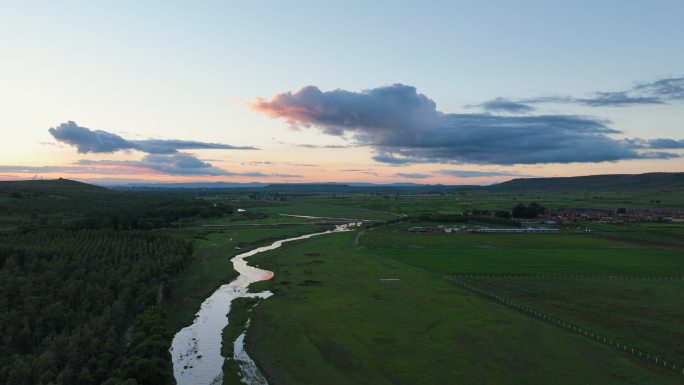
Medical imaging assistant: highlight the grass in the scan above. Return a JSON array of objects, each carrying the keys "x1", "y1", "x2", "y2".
[
  {"x1": 231, "y1": 189, "x2": 684, "y2": 220},
  {"x1": 461, "y1": 278, "x2": 684, "y2": 366},
  {"x1": 221, "y1": 297, "x2": 261, "y2": 385},
  {"x1": 244, "y1": 200, "x2": 397, "y2": 220},
  {"x1": 162, "y1": 224, "x2": 323, "y2": 331},
  {"x1": 584, "y1": 222, "x2": 684, "y2": 245},
  {"x1": 361, "y1": 232, "x2": 684, "y2": 276},
  {"x1": 244, "y1": 231, "x2": 681, "y2": 384}
]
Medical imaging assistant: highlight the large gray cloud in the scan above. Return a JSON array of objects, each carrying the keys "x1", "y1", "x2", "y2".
[
  {"x1": 46, "y1": 121, "x2": 266, "y2": 177},
  {"x1": 49, "y1": 121, "x2": 256, "y2": 154},
  {"x1": 252, "y1": 84, "x2": 680, "y2": 165}
]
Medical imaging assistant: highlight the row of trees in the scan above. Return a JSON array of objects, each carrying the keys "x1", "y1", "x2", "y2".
[
  {"x1": 511, "y1": 202, "x2": 546, "y2": 219},
  {"x1": 0, "y1": 228, "x2": 192, "y2": 385}
]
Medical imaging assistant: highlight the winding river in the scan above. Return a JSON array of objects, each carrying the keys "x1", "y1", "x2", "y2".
[{"x1": 170, "y1": 223, "x2": 355, "y2": 385}]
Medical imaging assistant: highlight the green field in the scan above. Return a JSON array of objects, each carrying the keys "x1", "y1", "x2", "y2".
[
  {"x1": 3, "y1": 178, "x2": 683, "y2": 385},
  {"x1": 584, "y1": 222, "x2": 684, "y2": 245},
  {"x1": 243, "y1": 200, "x2": 398, "y2": 220},
  {"x1": 162, "y1": 224, "x2": 324, "y2": 330},
  {"x1": 361, "y1": 232, "x2": 683, "y2": 276},
  {"x1": 243, "y1": 229, "x2": 683, "y2": 384},
  {"x1": 232, "y1": 189, "x2": 684, "y2": 220},
  {"x1": 461, "y1": 278, "x2": 684, "y2": 366}
]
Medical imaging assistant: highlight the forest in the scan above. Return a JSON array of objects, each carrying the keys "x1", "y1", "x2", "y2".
[{"x1": 0, "y1": 180, "x2": 223, "y2": 384}]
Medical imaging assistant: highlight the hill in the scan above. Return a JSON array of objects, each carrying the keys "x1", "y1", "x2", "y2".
[
  {"x1": 0, "y1": 178, "x2": 157, "y2": 217},
  {"x1": 483, "y1": 172, "x2": 684, "y2": 193},
  {"x1": 0, "y1": 178, "x2": 233, "y2": 230}
]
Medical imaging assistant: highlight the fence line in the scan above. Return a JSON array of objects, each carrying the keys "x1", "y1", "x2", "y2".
[
  {"x1": 446, "y1": 273, "x2": 684, "y2": 281},
  {"x1": 443, "y1": 274, "x2": 683, "y2": 375}
]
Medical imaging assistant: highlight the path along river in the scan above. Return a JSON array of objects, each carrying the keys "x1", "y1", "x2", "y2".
[{"x1": 170, "y1": 223, "x2": 355, "y2": 385}]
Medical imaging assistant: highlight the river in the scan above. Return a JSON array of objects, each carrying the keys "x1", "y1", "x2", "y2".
[{"x1": 170, "y1": 223, "x2": 355, "y2": 385}]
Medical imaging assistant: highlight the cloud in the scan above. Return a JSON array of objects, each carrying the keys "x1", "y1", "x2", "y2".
[
  {"x1": 252, "y1": 84, "x2": 680, "y2": 165},
  {"x1": 45, "y1": 121, "x2": 271, "y2": 177},
  {"x1": 508, "y1": 77, "x2": 684, "y2": 108},
  {"x1": 473, "y1": 77, "x2": 684, "y2": 111},
  {"x1": 643, "y1": 138, "x2": 684, "y2": 149},
  {"x1": 75, "y1": 153, "x2": 273, "y2": 176},
  {"x1": 295, "y1": 144, "x2": 349, "y2": 148},
  {"x1": 81, "y1": 157, "x2": 300, "y2": 177},
  {"x1": 49, "y1": 121, "x2": 256, "y2": 154},
  {"x1": 0, "y1": 165, "x2": 127, "y2": 175},
  {"x1": 394, "y1": 172, "x2": 431, "y2": 179},
  {"x1": 49, "y1": 121, "x2": 135, "y2": 153},
  {"x1": 437, "y1": 169, "x2": 526, "y2": 178},
  {"x1": 242, "y1": 161, "x2": 273, "y2": 165},
  {"x1": 133, "y1": 139, "x2": 256, "y2": 154},
  {"x1": 622, "y1": 138, "x2": 684, "y2": 150},
  {"x1": 470, "y1": 98, "x2": 535, "y2": 114}
]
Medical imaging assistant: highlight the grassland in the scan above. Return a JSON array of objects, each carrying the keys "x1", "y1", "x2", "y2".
[
  {"x1": 241, "y1": 200, "x2": 398, "y2": 220},
  {"x1": 236, "y1": 188, "x2": 684, "y2": 220},
  {"x1": 243, "y1": 228, "x2": 683, "y2": 384},
  {"x1": 584, "y1": 221, "x2": 684, "y2": 245},
  {"x1": 362, "y1": 231, "x2": 683, "y2": 276},
  {"x1": 462, "y1": 278, "x2": 684, "y2": 366},
  {"x1": 162, "y1": 224, "x2": 324, "y2": 331}
]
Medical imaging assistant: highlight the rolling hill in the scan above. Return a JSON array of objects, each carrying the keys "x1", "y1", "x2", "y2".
[{"x1": 483, "y1": 172, "x2": 684, "y2": 193}]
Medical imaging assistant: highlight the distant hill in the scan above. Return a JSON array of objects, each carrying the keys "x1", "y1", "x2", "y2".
[
  {"x1": 116, "y1": 181, "x2": 269, "y2": 188},
  {"x1": 1, "y1": 177, "x2": 108, "y2": 192},
  {"x1": 0, "y1": 178, "x2": 234, "y2": 230},
  {"x1": 483, "y1": 172, "x2": 684, "y2": 192},
  {"x1": 0, "y1": 178, "x2": 161, "y2": 218},
  {"x1": 113, "y1": 181, "x2": 480, "y2": 194}
]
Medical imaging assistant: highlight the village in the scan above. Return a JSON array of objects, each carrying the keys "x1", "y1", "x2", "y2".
[
  {"x1": 542, "y1": 207, "x2": 684, "y2": 224},
  {"x1": 407, "y1": 207, "x2": 684, "y2": 234},
  {"x1": 409, "y1": 225, "x2": 560, "y2": 234}
]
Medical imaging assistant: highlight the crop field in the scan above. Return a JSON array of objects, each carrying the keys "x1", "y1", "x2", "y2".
[{"x1": 243, "y1": 228, "x2": 683, "y2": 384}]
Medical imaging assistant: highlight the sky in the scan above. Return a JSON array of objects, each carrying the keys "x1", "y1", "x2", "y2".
[{"x1": 1, "y1": 0, "x2": 682, "y2": 185}]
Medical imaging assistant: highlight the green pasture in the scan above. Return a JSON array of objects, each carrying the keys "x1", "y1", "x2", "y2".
[
  {"x1": 234, "y1": 189, "x2": 684, "y2": 220},
  {"x1": 244, "y1": 200, "x2": 396, "y2": 220},
  {"x1": 464, "y1": 278, "x2": 684, "y2": 367},
  {"x1": 360, "y1": 232, "x2": 683, "y2": 276},
  {"x1": 162, "y1": 224, "x2": 322, "y2": 330},
  {"x1": 244, "y1": 232, "x2": 680, "y2": 385},
  {"x1": 584, "y1": 222, "x2": 684, "y2": 245}
]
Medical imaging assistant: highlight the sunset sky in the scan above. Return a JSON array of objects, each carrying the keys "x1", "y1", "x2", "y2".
[{"x1": 1, "y1": 1, "x2": 682, "y2": 185}]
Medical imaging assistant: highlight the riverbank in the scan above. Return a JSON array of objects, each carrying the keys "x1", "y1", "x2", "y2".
[
  {"x1": 168, "y1": 223, "x2": 353, "y2": 385},
  {"x1": 162, "y1": 224, "x2": 324, "y2": 333}
]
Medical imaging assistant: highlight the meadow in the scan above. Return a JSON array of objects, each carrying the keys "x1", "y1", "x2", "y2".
[
  {"x1": 244, "y1": 230, "x2": 683, "y2": 384},
  {"x1": 361, "y1": 231, "x2": 684, "y2": 276},
  {"x1": 162, "y1": 223, "x2": 324, "y2": 331},
  {"x1": 235, "y1": 188, "x2": 684, "y2": 220}
]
